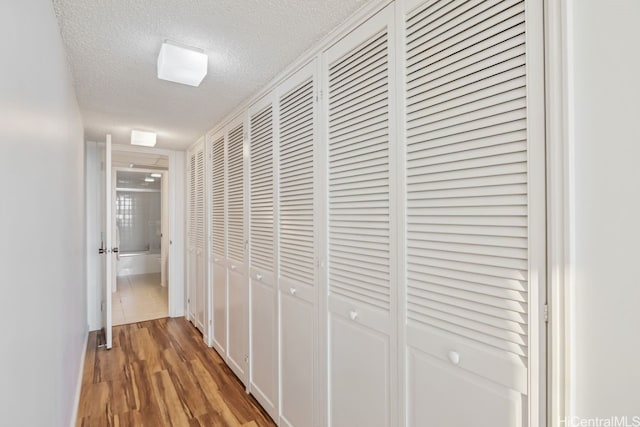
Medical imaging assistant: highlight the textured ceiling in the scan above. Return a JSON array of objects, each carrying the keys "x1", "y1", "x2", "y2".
[{"x1": 53, "y1": 0, "x2": 366, "y2": 150}]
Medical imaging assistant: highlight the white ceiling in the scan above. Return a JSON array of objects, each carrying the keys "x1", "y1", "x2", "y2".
[{"x1": 53, "y1": 0, "x2": 367, "y2": 150}]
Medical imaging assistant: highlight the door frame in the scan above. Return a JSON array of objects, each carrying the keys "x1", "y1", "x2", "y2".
[
  {"x1": 544, "y1": 0, "x2": 574, "y2": 425},
  {"x1": 110, "y1": 143, "x2": 185, "y2": 320}
]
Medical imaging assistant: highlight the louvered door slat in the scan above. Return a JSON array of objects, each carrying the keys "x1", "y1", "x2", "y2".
[
  {"x1": 329, "y1": 26, "x2": 391, "y2": 313},
  {"x1": 249, "y1": 105, "x2": 274, "y2": 271},
  {"x1": 196, "y1": 150, "x2": 205, "y2": 249},
  {"x1": 227, "y1": 123, "x2": 245, "y2": 263},
  {"x1": 211, "y1": 135, "x2": 225, "y2": 256},
  {"x1": 189, "y1": 153, "x2": 196, "y2": 244},
  {"x1": 279, "y1": 79, "x2": 315, "y2": 287}
]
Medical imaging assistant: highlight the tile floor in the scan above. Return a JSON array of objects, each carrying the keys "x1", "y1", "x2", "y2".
[{"x1": 112, "y1": 273, "x2": 168, "y2": 325}]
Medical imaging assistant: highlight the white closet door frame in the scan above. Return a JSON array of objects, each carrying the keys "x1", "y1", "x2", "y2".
[
  {"x1": 396, "y1": 0, "x2": 547, "y2": 425},
  {"x1": 247, "y1": 91, "x2": 279, "y2": 418},
  {"x1": 276, "y1": 58, "x2": 321, "y2": 427},
  {"x1": 321, "y1": 4, "x2": 398, "y2": 426}
]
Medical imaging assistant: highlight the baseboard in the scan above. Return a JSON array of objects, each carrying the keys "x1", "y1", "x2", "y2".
[{"x1": 70, "y1": 329, "x2": 89, "y2": 427}]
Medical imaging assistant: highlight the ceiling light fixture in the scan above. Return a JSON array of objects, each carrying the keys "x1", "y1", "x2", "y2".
[
  {"x1": 131, "y1": 130, "x2": 157, "y2": 147},
  {"x1": 157, "y1": 40, "x2": 208, "y2": 87},
  {"x1": 151, "y1": 173, "x2": 162, "y2": 178},
  {"x1": 145, "y1": 177, "x2": 155, "y2": 183}
]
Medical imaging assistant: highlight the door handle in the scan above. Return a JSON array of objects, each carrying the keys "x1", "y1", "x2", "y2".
[{"x1": 256, "y1": 274, "x2": 263, "y2": 281}]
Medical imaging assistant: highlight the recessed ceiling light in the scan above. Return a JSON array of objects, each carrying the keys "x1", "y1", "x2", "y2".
[
  {"x1": 151, "y1": 173, "x2": 162, "y2": 178},
  {"x1": 131, "y1": 130, "x2": 157, "y2": 147},
  {"x1": 157, "y1": 41, "x2": 208, "y2": 87},
  {"x1": 145, "y1": 177, "x2": 155, "y2": 183}
]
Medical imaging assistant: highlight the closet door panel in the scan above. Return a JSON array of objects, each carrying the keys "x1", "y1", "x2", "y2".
[
  {"x1": 408, "y1": 349, "x2": 522, "y2": 427},
  {"x1": 228, "y1": 265, "x2": 248, "y2": 380},
  {"x1": 280, "y1": 292, "x2": 314, "y2": 427},
  {"x1": 324, "y1": 5, "x2": 395, "y2": 426},
  {"x1": 330, "y1": 315, "x2": 389, "y2": 427},
  {"x1": 212, "y1": 262, "x2": 227, "y2": 355},
  {"x1": 226, "y1": 119, "x2": 249, "y2": 384},
  {"x1": 401, "y1": 0, "x2": 545, "y2": 426},
  {"x1": 187, "y1": 150, "x2": 197, "y2": 324},
  {"x1": 248, "y1": 96, "x2": 278, "y2": 418},
  {"x1": 210, "y1": 132, "x2": 227, "y2": 356},
  {"x1": 195, "y1": 148, "x2": 206, "y2": 332},
  {"x1": 277, "y1": 60, "x2": 318, "y2": 427},
  {"x1": 250, "y1": 280, "x2": 277, "y2": 413}
]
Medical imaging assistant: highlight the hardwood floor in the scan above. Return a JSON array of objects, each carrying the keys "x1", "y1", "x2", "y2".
[{"x1": 77, "y1": 317, "x2": 275, "y2": 427}]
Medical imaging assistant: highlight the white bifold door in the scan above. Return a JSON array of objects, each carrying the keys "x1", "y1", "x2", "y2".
[
  {"x1": 324, "y1": 4, "x2": 397, "y2": 426},
  {"x1": 187, "y1": 141, "x2": 206, "y2": 333},
  {"x1": 248, "y1": 94, "x2": 278, "y2": 418},
  {"x1": 400, "y1": 0, "x2": 545, "y2": 426},
  {"x1": 226, "y1": 117, "x2": 250, "y2": 385},
  {"x1": 209, "y1": 131, "x2": 227, "y2": 358},
  {"x1": 277, "y1": 60, "x2": 319, "y2": 427}
]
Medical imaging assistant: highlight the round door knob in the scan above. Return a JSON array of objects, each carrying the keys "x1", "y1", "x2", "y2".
[
  {"x1": 349, "y1": 310, "x2": 358, "y2": 321},
  {"x1": 256, "y1": 274, "x2": 263, "y2": 281},
  {"x1": 448, "y1": 350, "x2": 460, "y2": 366},
  {"x1": 289, "y1": 288, "x2": 296, "y2": 295},
  {"x1": 231, "y1": 265, "x2": 236, "y2": 270}
]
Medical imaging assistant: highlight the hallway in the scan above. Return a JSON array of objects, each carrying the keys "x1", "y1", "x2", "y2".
[{"x1": 77, "y1": 318, "x2": 274, "y2": 427}]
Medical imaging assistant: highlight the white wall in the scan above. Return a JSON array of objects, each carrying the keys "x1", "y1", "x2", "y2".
[
  {"x1": 0, "y1": 1, "x2": 87, "y2": 426},
  {"x1": 570, "y1": 0, "x2": 640, "y2": 419}
]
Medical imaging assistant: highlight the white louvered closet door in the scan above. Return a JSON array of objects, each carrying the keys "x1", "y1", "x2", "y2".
[
  {"x1": 248, "y1": 96, "x2": 278, "y2": 419},
  {"x1": 401, "y1": 0, "x2": 546, "y2": 426},
  {"x1": 324, "y1": 5, "x2": 396, "y2": 427},
  {"x1": 209, "y1": 132, "x2": 227, "y2": 356},
  {"x1": 226, "y1": 119, "x2": 249, "y2": 384},
  {"x1": 187, "y1": 148, "x2": 198, "y2": 325},
  {"x1": 195, "y1": 147, "x2": 206, "y2": 333},
  {"x1": 277, "y1": 60, "x2": 318, "y2": 427}
]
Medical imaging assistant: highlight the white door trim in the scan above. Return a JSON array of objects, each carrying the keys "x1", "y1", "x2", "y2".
[{"x1": 544, "y1": 0, "x2": 576, "y2": 425}]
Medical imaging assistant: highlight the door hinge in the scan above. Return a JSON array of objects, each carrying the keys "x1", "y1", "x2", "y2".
[
  {"x1": 316, "y1": 90, "x2": 323, "y2": 102},
  {"x1": 188, "y1": 298, "x2": 191, "y2": 304},
  {"x1": 544, "y1": 304, "x2": 549, "y2": 323}
]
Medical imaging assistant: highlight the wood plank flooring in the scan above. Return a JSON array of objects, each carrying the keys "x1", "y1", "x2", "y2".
[{"x1": 77, "y1": 317, "x2": 275, "y2": 427}]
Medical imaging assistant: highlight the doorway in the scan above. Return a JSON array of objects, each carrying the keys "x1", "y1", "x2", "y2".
[{"x1": 111, "y1": 153, "x2": 169, "y2": 325}]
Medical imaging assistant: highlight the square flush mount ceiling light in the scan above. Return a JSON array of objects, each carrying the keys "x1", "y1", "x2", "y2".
[
  {"x1": 131, "y1": 130, "x2": 157, "y2": 147},
  {"x1": 157, "y1": 41, "x2": 208, "y2": 87}
]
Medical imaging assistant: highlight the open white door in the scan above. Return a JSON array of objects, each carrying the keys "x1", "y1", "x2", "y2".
[{"x1": 100, "y1": 134, "x2": 113, "y2": 349}]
